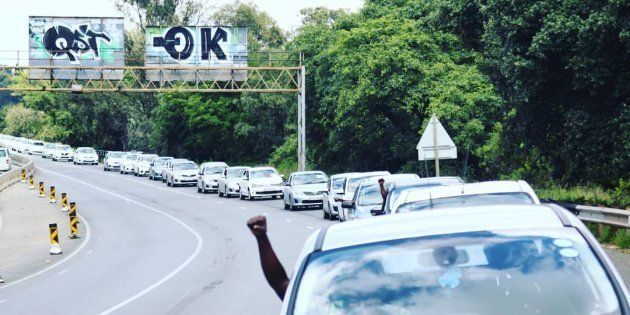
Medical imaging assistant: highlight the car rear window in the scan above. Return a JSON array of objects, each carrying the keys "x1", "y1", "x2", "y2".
[
  {"x1": 396, "y1": 192, "x2": 535, "y2": 213},
  {"x1": 292, "y1": 228, "x2": 621, "y2": 315}
]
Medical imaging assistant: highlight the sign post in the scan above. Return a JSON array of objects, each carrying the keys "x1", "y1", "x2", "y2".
[{"x1": 417, "y1": 114, "x2": 457, "y2": 176}]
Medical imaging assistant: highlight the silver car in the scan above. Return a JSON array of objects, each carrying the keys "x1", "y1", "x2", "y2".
[
  {"x1": 282, "y1": 171, "x2": 329, "y2": 210},
  {"x1": 148, "y1": 156, "x2": 173, "y2": 180},
  {"x1": 217, "y1": 166, "x2": 250, "y2": 197},
  {"x1": 103, "y1": 151, "x2": 126, "y2": 171},
  {"x1": 197, "y1": 162, "x2": 228, "y2": 193},
  {"x1": 166, "y1": 161, "x2": 198, "y2": 187}
]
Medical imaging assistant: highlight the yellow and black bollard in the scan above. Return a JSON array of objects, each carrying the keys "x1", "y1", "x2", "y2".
[
  {"x1": 38, "y1": 182, "x2": 45, "y2": 198},
  {"x1": 28, "y1": 175, "x2": 35, "y2": 190},
  {"x1": 61, "y1": 193, "x2": 69, "y2": 212},
  {"x1": 49, "y1": 186, "x2": 57, "y2": 204},
  {"x1": 48, "y1": 223, "x2": 63, "y2": 255},
  {"x1": 20, "y1": 169, "x2": 26, "y2": 183},
  {"x1": 68, "y1": 202, "x2": 79, "y2": 239}
]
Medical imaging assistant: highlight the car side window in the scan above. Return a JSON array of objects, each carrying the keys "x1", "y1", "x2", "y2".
[{"x1": 245, "y1": 171, "x2": 249, "y2": 180}]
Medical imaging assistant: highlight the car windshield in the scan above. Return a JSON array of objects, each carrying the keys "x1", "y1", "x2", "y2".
[
  {"x1": 357, "y1": 184, "x2": 383, "y2": 206},
  {"x1": 125, "y1": 154, "x2": 138, "y2": 160},
  {"x1": 174, "y1": 163, "x2": 197, "y2": 170},
  {"x1": 205, "y1": 166, "x2": 226, "y2": 174},
  {"x1": 140, "y1": 156, "x2": 156, "y2": 162},
  {"x1": 109, "y1": 152, "x2": 124, "y2": 158},
  {"x1": 78, "y1": 148, "x2": 95, "y2": 154},
  {"x1": 228, "y1": 168, "x2": 246, "y2": 177},
  {"x1": 396, "y1": 193, "x2": 535, "y2": 213},
  {"x1": 293, "y1": 173, "x2": 327, "y2": 185},
  {"x1": 251, "y1": 169, "x2": 278, "y2": 179},
  {"x1": 332, "y1": 177, "x2": 345, "y2": 190},
  {"x1": 57, "y1": 145, "x2": 71, "y2": 150},
  {"x1": 293, "y1": 229, "x2": 621, "y2": 315},
  {"x1": 346, "y1": 176, "x2": 373, "y2": 194},
  {"x1": 154, "y1": 158, "x2": 170, "y2": 166},
  {"x1": 45, "y1": 144, "x2": 55, "y2": 148}
]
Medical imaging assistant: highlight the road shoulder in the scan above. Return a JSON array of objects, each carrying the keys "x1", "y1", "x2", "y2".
[{"x1": 0, "y1": 182, "x2": 85, "y2": 285}]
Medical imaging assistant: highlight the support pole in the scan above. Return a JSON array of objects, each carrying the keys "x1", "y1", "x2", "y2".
[
  {"x1": 297, "y1": 65, "x2": 306, "y2": 172},
  {"x1": 433, "y1": 115, "x2": 440, "y2": 177}
]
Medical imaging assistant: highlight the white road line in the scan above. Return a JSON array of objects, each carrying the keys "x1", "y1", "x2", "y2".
[
  {"x1": 50, "y1": 164, "x2": 201, "y2": 199},
  {"x1": 0, "y1": 213, "x2": 91, "y2": 291},
  {"x1": 35, "y1": 167, "x2": 204, "y2": 315},
  {"x1": 306, "y1": 225, "x2": 314, "y2": 230},
  {"x1": 0, "y1": 299, "x2": 7, "y2": 304},
  {"x1": 87, "y1": 249, "x2": 94, "y2": 254},
  {"x1": 57, "y1": 269, "x2": 68, "y2": 276},
  {"x1": 285, "y1": 219, "x2": 292, "y2": 222}
]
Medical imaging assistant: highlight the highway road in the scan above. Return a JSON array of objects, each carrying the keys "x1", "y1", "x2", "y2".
[{"x1": 0, "y1": 157, "x2": 334, "y2": 315}]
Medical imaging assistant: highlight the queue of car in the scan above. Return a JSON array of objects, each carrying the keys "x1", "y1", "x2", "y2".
[{"x1": 2, "y1": 134, "x2": 627, "y2": 313}]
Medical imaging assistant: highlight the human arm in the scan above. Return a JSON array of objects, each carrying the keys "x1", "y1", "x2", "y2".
[{"x1": 247, "y1": 215, "x2": 290, "y2": 300}]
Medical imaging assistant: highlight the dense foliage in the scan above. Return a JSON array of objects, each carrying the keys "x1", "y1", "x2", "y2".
[{"x1": 1, "y1": 0, "x2": 628, "y2": 201}]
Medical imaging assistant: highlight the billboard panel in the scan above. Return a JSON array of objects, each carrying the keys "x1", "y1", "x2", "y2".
[
  {"x1": 145, "y1": 26, "x2": 247, "y2": 82},
  {"x1": 29, "y1": 16, "x2": 125, "y2": 80}
]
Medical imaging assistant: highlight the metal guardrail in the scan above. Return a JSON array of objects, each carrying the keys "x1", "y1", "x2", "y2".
[
  {"x1": 0, "y1": 153, "x2": 35, "y2": 193},
  {"x1": 542, "y1": 199, "x2": 630, "y2": 229}
]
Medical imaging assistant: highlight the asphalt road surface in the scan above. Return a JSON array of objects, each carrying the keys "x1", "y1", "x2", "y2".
[{"x1": 0, "y1": 157, "x2": 334, "y2": 315}]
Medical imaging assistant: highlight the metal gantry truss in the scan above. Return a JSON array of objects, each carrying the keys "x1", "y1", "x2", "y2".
[
  {"x1": 0, "y1": 64, "x2": 308, "y2": 171},
  {"x1": 0, "y1": 65, "x2": 301, "y2": 93}
]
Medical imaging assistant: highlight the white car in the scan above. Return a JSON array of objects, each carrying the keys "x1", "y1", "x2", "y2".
[
  {"x1": 382, "y1": 176, "x2": 465, "y2": 214},
  {"x1": 0, "y1": 148, "x2": 11, "y2": 172},
  {"x1": 217, "y1": 166, "x2": 250, "y2": 197},
  {"x1": 52, "y1": 144, "x2": 73, "y2": 162},
  {"x1": 322, "y1": 173, "x2": 360, "y2": 220},
  {"x1": 103, "y1": 151, "x2": 126, "y2": 171},
  {"x1": 340, "y1": 173, "x2": 421, "y2": 221},
  {"x1": 133, "y1": 154, "x2": 158, "y2": 176},
  {"x1": 391, "y1": 180, "x2": 540, "y2": 214},
  {"x1": 238, "y1": 167, "x2": 284, "y2": 200},
  {"x1": 28, "y1": 140, "x2": 45, "y2": 155},
  {"x1": 73, "y1": 147, "x2": 99, "y2": 165},
  {"x1": 282, "y1": 171, "x2": 329, "y2": 210},
  {"x1": 281, "y1": 204, "x2": 629, "y2": 314},
  {"x1": 196, "y1": 162, "x2": 229, "y2": 193},
  {"x1": 166, "y1": 160, "x2": 198, "y2": 187},
  {"x1": 336, "y1": 171, "x2": 391, "y2": 221},
  {"x1": 120, "y1": 153, "x2": 140, "y2": 174},
  {"x1": 162, "y1": 158, "x2": 189, "y2": 183},
  {"x1": 42, "y1": 143, "x2": 57, "y2": 159}
]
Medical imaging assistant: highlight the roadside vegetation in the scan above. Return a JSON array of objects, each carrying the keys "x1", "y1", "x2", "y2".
[{"x1": 0, "y1": 0, "x2": 627, "y2": 208}]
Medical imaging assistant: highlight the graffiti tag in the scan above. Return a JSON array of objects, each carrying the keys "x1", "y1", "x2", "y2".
[
  {"x1": 152, "y1": 27, "x2": 228, "y2": 61},
  {"x1": 42, "y1": 23, "x2": 111, "y2": 63}
]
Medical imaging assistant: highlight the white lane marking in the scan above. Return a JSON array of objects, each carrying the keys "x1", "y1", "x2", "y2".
[
  {"x1": 0, "y1": 214, "x2": 91, "y2": 291},
  {"x1": 306, "y1": 225, "x2": 314, "y2": 230},
  {"x1": 87, "y1": 249, "x2": 94, "y2": 254},
  {"x1": 51, "y1": 164, "x2": 201, "y2": 199},
  {"x1": 239, "y1": 206, "x2": 247, "y2": 210},
  {"x1": 57, "y1": 269, "x2": 68, "y2": 276},
  {"x1": 285, "y1": 219, "x2": 292, "y2": 223},
  {"x1": 0, "y1": 299, "x2": 7, "y2": 304},
  {"x1": 262, "y1": 212, "x2": 269, "y2": 216},
  {"x1": 217, "y1": 201, "x2": 224, "y2": 204},
  {"x1": 35, "y1": 167, "x2": 204, "y2": 314},
  {"x1": 98, "y1": 236, "x2": 102, "y2": 241}
]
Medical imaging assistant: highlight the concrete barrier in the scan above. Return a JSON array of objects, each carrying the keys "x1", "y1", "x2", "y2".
[{"x1": 0, "y1": 154, "x2": 35, "y2": 193}]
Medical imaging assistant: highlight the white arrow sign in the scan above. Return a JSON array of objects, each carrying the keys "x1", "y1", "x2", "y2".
[{"x1": 417, "y1": 114, "x2": 457, "y2": 176}]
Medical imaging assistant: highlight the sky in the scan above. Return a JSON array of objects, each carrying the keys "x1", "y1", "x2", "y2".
[{"x1": 0, "y1": 0, "x2": 364, "y2": 64}]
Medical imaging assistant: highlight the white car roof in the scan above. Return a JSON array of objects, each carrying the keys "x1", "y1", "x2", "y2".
[
  {"x1": 201, "y1": 161, "x2": 228, "y2": 167},
  {"x1": 320, "y1": 204, "x2": 562, "y2": 251},
  {"x1": 345, "y1": 171, "x2": 390, "y2": 179},
  {"x1": 228, "y1": 166, "x2": 249, "y2": 169},
  {"x1": 330, "y1": 172, "x2": 361, "y2": 180},
  {"x1": 393, "y1": 180, "x2": 540, "y2": 211},
  {"x1": 291, "y1": 171, "x2": 325, "y2": 176},
  {"x1": 249, "y1": 166, "x2": 278, "y2": 172}
]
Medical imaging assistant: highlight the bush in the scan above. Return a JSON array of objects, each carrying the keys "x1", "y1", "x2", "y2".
[
  {"x1": 612, "y1": 229, "x2": 630, "y2": 249},
  {"x1": 536, "y1": 184, "x2": 629, "y2": 209}
]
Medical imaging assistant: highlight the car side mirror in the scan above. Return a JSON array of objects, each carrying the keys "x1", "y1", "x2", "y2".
[
  {"x1": 370, "y1": 208, "x2": 385, "y2": 216},
  {"x1": 341, "y1": 201, "x2": 354, "y2": 209}
]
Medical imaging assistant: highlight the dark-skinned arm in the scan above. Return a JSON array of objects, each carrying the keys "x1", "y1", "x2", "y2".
[
  {"x1": 247, "y1": 215, "x2": 290, "y2": 300},
  {"x1": 378, "y1": 178, "x2": 387, "y2": 201}
]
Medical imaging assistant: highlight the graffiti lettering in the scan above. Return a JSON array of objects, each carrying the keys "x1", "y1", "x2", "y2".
[
  {"x1": 201, "y1": 28, "x2": 227, "y2": 61},
  {"x1": 42, "y1": 23, "x2": 111, "y2": 63},
  {"x1": 152, "y1": 27, "x2": 228, "y2": 61}
]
